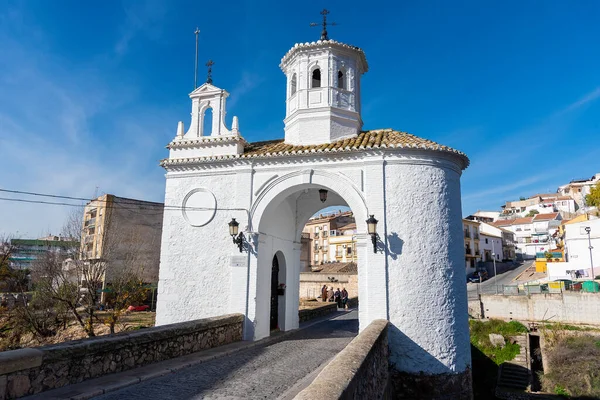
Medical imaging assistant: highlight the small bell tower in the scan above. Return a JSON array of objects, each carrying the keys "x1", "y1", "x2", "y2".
[
  {"x1": 280, "y1": 10, "x2": 369, "y2": 145},
  {"x1": 168, "y1": 59, "x2": 244, "y2": 159}
]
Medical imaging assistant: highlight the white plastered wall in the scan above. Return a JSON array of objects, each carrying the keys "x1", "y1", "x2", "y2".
[{"x1": 156, "y1": 150, "x2": 471, "y2": 378}]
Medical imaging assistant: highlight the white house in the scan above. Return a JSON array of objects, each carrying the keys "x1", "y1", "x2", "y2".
[
  {"x1": 479, "y1": 222, "x2": 516, "y2": 261},
  {"x1": 156, "y1": 30, "x2": 472, "y2": 397},
  {"x1": 558, "y1": 173, "x2": 600, "y2": 209},
  {"x1": 547, "y1": 216, "x2": 600, "y2": 280},
  {"x1": 479, "y1": 233, "x2": 502, "y2": 262}
]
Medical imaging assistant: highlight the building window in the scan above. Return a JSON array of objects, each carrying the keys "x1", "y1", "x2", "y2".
[
  {"x1": 346, "y1": 246, "x2": 352, "y2": 255},
  {"x1": 336, "y1": 246, "x2": 343, "y2": 257},
  {"x1": 314, "y1": 254, "x2": 319, "y2": 262},
  {"x1": 337, "y1": 70, "x2": 344, "y2": 89},
  {"x1": 323, "y1": 254, "x2": 328, "y2": 262},
  {"x1": 312, "y1": 68, "x2": 321, "y2": 88},
  {"x1": 290, "y1": 73, "x2": 297, "y2": 95},
  {"x1": 485, "y1": 238, "x2": 488, "y2": 244}
]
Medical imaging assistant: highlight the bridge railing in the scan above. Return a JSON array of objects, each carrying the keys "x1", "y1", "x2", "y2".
[
  {"x1": 295, "y1": 319, "x2": 389, "y2": 400},
  {"x1": 0, "y1": 314, "x2": 244, "y2": 399}
]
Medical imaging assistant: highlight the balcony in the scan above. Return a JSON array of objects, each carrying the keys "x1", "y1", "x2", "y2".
[
  {"x1": 85, "y1": 218, "x2": 96, "y2": 227},
  {"x1": 464, "y1": 231, "x2": 470, "y2": 239},
  {"x1": 473, "y1": 234, "x2": 480, "y2": 240}
]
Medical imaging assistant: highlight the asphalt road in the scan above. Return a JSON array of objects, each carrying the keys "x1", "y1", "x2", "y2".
[
  {"x1": 92, "y1": 310, "x2": 359, "y2": 400},
  {"x1": 467, "y1": 261, "x2": 534, "y2": 298}
]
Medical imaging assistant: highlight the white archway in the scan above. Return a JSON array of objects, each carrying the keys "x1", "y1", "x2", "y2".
[{"x1": 247, "y1": 169, "x2": 374, "y2": 340}]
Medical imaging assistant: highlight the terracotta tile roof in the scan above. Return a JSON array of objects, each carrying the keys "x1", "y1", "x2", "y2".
[
  {"x1": 533, "y1": 212, "x2": 560, "y2": 221},
  {"x1": 161, "y1": 129, "x2": 469, "y2": 167},
  {"x1": 337, "y1": 222, "x2": 357, "y2": 231},
  {"x1": 492, "y1": 220, "x2": 514, "y2": 227},
  {"x1": 310, "y1": 262, "x2": 357, "y2": 274},
  {"x1": 243, "y1": 130, "x2": 466, "y2": 159},
  {"x1": 512, "y1": 217, "x2": 534, "y2": 225}
]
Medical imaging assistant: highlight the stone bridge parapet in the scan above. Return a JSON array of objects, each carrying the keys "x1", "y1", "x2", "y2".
[
  {"x1": 0, "y1": 313, "x2": 244, "y2": 399},
  {"x1": 295, "y1": 319, "x2": 389, "y2": 400}
]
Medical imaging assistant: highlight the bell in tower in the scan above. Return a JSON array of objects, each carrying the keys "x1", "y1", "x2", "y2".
[{"x1": 280, "y1": 10, "x2": 369, "y2": 146}]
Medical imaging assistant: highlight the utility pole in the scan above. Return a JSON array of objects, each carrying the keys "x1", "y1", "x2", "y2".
[
  {"x1": 492, "y1": 239, "x2": 498, "y2": 294},
  {"x1": 585, "y1": 226, "x2": 595, "y2": 279},
  {"x1": 194, "y1": 28, "x2": 200, "y2": 89}
]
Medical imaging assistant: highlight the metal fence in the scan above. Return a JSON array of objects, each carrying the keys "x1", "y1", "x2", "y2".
[{"x1": 469, "y1": 282, "x2": 600, "y2": 298}]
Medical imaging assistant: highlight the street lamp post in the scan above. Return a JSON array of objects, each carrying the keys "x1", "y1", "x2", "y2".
[
  {"x1": 492, "y1": 240, "x2": 498, "y2": 294},
  {"x1": 585, "y1": 226, "x2": 595, "y2": 279}
]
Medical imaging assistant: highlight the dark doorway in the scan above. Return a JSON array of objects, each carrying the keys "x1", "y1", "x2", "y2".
[{"x1": 270, "y1": 255, "x2": 279, "y2": 331}]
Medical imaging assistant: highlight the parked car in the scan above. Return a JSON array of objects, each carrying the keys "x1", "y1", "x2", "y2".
[
  {"x1": 127, "y1": 305, "x2": 150, "y2": 312},
  {"x1": 468, "y1": 270, "x2": 489, "y2": 283}
]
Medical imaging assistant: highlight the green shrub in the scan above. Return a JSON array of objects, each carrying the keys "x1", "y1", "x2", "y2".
[{"x1": 469, "y1": 319, "x2": 526, "y2": 365}]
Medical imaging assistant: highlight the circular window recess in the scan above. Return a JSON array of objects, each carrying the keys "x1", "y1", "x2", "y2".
[{"x1": 182, "y1": 188, "x2": 217, "y2": 227}]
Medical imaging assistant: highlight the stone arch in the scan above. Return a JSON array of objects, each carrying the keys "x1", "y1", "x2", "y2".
[
  {"x1": 249, "y1": 169, "x2": 370, "y2": 340},
  {"x1": 198, "y1": 102, "x2": 213, "y2": 136},
  {"x1": 310, "y1": 65, "x2": 321, "y2": 88},
  {"x1": 250, "y1": 169, "x2": 368, "y2": 234}
]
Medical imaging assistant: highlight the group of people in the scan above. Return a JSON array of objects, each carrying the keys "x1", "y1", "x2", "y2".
[{"x1": 321, "y1": 285, "x2": 349, "y2": 309}]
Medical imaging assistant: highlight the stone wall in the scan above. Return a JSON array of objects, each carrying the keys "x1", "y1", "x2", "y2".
[
  {"x1": 299, "y1": 273, "x2": 358, "y2": 300},
  {"x1": 298, "y1": 297, "x2": 359, "y2": 323},
  {"x1": 295, "y1": 319, "x2": 389, "y2": 400},
  {"x1": 0, "y1": 314, "x2": 243, "y2": 399},
  {"x1": 474, "y1": 292, "x2": 600, "y2": 324}
]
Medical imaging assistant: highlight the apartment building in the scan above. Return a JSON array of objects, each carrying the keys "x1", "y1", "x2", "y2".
[
  {"x1": 9, "y1": 236, "x2": 79, "y2": 270},
  {"x1": 500, "y1": 194, "x2": 577, "y2": 219},
  {"x1": 493, "y1": 213, "x2": 561, "y2": 259},
  {"x1": 81, "y1": 194, "x2": 164, "y2": 283},
  {"x1": 479, "y1": 222, "x2": 516, "y2": 261},
  {"x1": 462, "y1": 219, "x2": 481, "y2": 271},
  {"x1": 558, "y1": 173, "x2": 600, "y2": 209},
  {"x1": 302, "y1": 211, "x2": 354, "y2": 268}
]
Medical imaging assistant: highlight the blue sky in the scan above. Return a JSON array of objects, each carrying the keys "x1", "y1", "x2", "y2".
[{"x1": 1, "y1": 0, "x2": 600, "y2": 237}]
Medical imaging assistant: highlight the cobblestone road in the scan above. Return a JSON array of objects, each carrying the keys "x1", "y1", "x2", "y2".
[{"x1": 93, "y1": 311, "x2": 358, "y2": 400}]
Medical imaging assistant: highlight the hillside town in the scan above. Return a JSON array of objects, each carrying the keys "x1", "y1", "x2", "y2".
[{"x1": 2, "y1": 4, "x2": 600, "y2": 400}]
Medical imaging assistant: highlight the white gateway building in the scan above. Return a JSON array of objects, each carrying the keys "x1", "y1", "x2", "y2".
[{"x1": 156, "y1": 30, "x2": 472, "y2": 398}]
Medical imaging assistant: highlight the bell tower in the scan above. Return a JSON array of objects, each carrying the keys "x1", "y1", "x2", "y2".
[{"x1": 280, "y1": 10, "x2": 368, "y2": 145}]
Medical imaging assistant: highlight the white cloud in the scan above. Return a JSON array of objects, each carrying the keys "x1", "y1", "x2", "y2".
[{"x1": 0, "y1": 6, "x2": 174, "y2": 237}]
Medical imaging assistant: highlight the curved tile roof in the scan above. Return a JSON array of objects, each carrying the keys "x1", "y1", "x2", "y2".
[
  {"x1": 243, "y1": 129, "x2": 468, "y2": 165},
  {"x1": 161, "y1": 129, "x2": 469, "y2": 168}
]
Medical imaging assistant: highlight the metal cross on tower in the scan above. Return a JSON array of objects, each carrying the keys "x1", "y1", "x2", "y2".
[
  {"x1": 310, "y1": 9, "x2": 337, "y2": 41},
  {"x1": 206, "y1": 60, "x2": 214, "y2": 84}
]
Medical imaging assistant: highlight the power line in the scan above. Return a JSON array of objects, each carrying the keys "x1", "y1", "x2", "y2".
[{"x1": 0, "y1": 189, "x2": 249, "y2": 214}]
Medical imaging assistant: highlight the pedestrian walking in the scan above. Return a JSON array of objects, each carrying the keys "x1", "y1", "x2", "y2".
[
  {"x1": 321, "y1": 284, "x2": 328, "y2": 302},
  {"x1": 334, "y1": 288, "x2": 341, "y2": 308},
  {"x1": 341, "y1": 288, "x2": 348, "y2": 309},
  {"x1": 327, "y1": 286, "x2": 334, "y2": 302}
]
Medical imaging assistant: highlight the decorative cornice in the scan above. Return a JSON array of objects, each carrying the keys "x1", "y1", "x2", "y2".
[
  {"x1": 167, "y1": 135, "x2": 246, "y2": 149},
  {"x1": 280, "y1": 39, "x2": 368, "y2": 72}
]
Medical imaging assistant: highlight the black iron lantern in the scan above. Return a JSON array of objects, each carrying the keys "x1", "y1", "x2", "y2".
[
  {"x1": 229, "y1": 218, "x2": 244, "y2": 252},
  {"x1": 318, "y1": 189, "x2": 328, "y2": 203},
  {"x1": 366, "y1": 215, "x2": 378, "y2": 253}
]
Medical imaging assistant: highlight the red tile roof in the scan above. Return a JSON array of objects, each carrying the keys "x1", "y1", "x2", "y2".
[{"x1": 533, "y1": 212, "x2": 559, "y2": 221}]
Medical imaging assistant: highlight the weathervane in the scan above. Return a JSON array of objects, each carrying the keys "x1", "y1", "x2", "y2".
[
  {"x1": 206, "y1": 60, "x2": 214, "y2": 84},
  {"x1": 194, "y1": 27, "x2": 200, "y2": 89},
  {"x1": 310, "y1": 9, "x2": 337, "y2": 40}
]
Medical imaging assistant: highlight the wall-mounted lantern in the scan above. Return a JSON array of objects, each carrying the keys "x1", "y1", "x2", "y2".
[
  {"x1": 319, "y1": 189, "x2": 328, "y2": 203},
  {"x1": 229, "y1": 218, "x2": 245, "y2": 252},
  {"x1": 366, "y1": 215, "x2": 379, "y2": 253}
]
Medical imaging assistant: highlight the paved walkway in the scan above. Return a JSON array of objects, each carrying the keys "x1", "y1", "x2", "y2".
[{"x1": 26, "y1": 310, "x2": 358, "y2": 400}]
